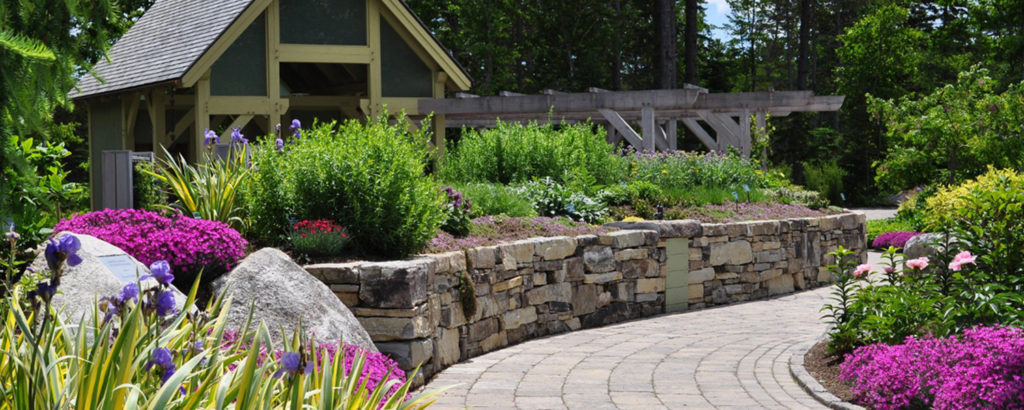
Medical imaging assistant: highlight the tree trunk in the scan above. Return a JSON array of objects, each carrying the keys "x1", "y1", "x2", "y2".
[
  {"x1": 612, "y1": 0, "x2": 623, "y2": 90},
  {"x1": 684, "y1": 0, "x2": 698, "y2": 85},
  {"x1": 654, "y1": 0, "x2": 677, "y2": 89},
  {"x1": 797, "y1": 0, "x2": 812, "y2": 89}
]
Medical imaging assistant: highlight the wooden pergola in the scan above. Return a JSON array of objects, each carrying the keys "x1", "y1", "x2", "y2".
[{"x1": 419, "y1": 84, "x2": 844, "y2": 156}]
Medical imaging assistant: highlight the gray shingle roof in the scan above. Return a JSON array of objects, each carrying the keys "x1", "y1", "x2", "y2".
[{"x1": 71, "y1": 0, "x2": 255, "y2": 99}]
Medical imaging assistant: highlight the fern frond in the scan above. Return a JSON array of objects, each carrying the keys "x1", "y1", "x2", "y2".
[{"x1": 0, "y1": 29, "x2": 55, "y2": 62}]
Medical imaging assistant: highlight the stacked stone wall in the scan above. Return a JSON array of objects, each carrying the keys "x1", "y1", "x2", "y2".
[{"x1": 305, "y1": 212, "x2": 866, "y2": 384}]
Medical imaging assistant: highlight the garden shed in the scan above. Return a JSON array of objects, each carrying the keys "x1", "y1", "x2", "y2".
[{"x1": 71, "y1": 0, "x2": 471, "y2": 209}]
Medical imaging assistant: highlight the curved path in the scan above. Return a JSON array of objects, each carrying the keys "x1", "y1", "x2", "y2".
[{"x1": 424, "y1": 211, "x2": 890, "y2": 409}]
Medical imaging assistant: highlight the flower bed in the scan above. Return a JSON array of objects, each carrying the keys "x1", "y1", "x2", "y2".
[
  {"x1": 870, "y1": 230, "x2": 921, "y2": 249},
  {"x1": 426, "y1": 216, "x2": 613, "y2": 253}
]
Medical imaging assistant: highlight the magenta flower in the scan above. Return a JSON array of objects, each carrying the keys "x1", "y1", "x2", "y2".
[
  {"x1": 853, "y1": 264, "x2": 872, "y2": 278},
  {"x1": 906, "y1": 257, "x2": 930, "y2": 270}
]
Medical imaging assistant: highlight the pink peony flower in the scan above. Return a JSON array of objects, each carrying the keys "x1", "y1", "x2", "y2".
[
  {"x1": 906, "y1": 257, "x2": 930, "y2": 270},
  {"x1": 884, "y1": 266, "x2": 895, "y2": 274},
  {"x1": 853, "y1": 264, "x2": 873, "y2": 278},
  {"x1": 949, "y1": 250, "x2": 978, "y2": 271}
]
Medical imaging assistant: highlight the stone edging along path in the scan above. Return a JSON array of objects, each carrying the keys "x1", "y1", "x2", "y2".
[
  {"x1": 305, "y1": 212, "x2": 867, "y2": 385},
  {"x1": 790, "y1": 341, "x2": 866, "y2": 410}
]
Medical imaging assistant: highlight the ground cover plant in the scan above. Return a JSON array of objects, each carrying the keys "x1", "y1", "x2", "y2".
[
  {"x1": 53, "y1": 208, "x2": 247, "y2": 286},
  {"x1": 0, "y1": 230, "x2": 440, "y2": 409},
  {"x1": 866, "y1": 216, "x2": 919, "y2": 246}
]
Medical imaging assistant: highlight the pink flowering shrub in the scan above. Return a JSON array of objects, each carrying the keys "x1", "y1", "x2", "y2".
[
  {"x1": 871, "y1": 231, "x2": 922, "y2": 249},
  {"x1": 220, "y1": 330, "x2": 406, "y2": 399},
  {"x1": 54, "y1": 209, "x2": 246, "y2": 278},
  {"x1": 841, "y1": 325, "x2": 1024, "y2": 410}
]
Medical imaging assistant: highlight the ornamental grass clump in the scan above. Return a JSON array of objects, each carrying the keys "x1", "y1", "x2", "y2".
[
  {"x1": 290, "y1": 219, "x2": 350, "y2": 256},
  {"x1": 54, "y1": 208, "x2": 246, "y2": 282},
  {"x1": 841, "y1": 325, "x2": 1024, "y2": 410}
]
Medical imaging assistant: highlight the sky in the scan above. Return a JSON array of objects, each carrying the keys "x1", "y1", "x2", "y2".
[{"x1": 705, "y1": 0, "x2": 733, "y2": 41}]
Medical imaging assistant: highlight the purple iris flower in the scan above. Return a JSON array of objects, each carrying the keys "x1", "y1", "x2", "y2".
[
  {"x1": 5, "y1": 224, "x2": 17, "y2": 243},
  {"x1": 275, "y1": 138, "x2": 284, "y2": 151},
  {"x1": 28, "y1": 280, "x2": 58, "y2": 302},
  {"x1": 290, "y1": 119, "x2": 301, "y2": 130},
  {"x1": 147, "y1": 347, "x2": 177, "y2": 383},
  {"x1": 119, "y1": 283, "x2": 139, "y2": 303},
  {"x1": 294, "y1": 129, "x2": 302, "y2": 139},
  {"x1": 142, "y1": 260, "x2": 174, "y2": 285},
  {"x1": 203, "y1": 129, "x2": 219, "y2": 146},
  {"x1": 274, "y1": 352, "x2": 312, "y2": 378},
  {"x1": 275, "y1": 123, "x2": 282, "y2": 134},
  {"x1": 231, "y1": 128, "x2": 248, "y2": 145},
  {"x1": 156, "y1": 291, "x2": 176, "y2": 316},
  {"x1": 44, "y1": 234, "x2": 82, "y2": 272}
]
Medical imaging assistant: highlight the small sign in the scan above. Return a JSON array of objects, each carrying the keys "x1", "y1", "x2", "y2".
[{"x1": 97, "y1": 255, "x2": 142, "y2": 284}]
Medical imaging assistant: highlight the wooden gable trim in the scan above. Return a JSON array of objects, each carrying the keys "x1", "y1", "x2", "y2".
[
  {"x1": 181, "y1": 0, "x2": 273, "y2": 88},
  {"x1": 378, "y1": 0, "x2": 471, "y2": 91}
]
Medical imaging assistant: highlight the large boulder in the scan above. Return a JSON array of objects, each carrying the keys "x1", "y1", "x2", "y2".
[
  {"x1": 903, "y1": 233, "x2": 960, "y2": 260},
  {"x1": 212, "y1": 248, "x2": 377, "y2": 351},
  {"x1": 31, "y1": 232, "x2": 187, "y2": 324}
]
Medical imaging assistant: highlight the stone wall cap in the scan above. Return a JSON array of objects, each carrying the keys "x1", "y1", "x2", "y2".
[{"x1": 604, "y1": 220, "x2": 700, "y2": 238}]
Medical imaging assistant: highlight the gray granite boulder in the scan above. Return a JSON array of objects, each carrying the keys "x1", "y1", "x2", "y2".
[
  {"x1": 31, "y1": 232, "x2": 187, "y2": 324},
  {"x1": 212, "y1": 248, "x2": 377, "y2": 351},
  {"x1": 903, "y1": 233, "x2": 960, "y2": 260}
]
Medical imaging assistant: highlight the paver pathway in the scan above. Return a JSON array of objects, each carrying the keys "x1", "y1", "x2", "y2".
[{"x1": 424, "y1": 212, "x2": 888, "y2": 409}]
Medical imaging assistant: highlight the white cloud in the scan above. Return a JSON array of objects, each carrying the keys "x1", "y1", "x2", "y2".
[{"x1": 706, "y1": 0, "x2": 731, "y2": 14}]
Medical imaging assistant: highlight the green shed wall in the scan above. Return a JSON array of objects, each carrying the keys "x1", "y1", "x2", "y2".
[{"x1": 89, "y1": 100, "x2": 123, "y2": 210}]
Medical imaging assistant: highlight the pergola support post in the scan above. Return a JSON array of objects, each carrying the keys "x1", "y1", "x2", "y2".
[{"x1": 641, "y1": 106, "x2": 655, "y2": 152}]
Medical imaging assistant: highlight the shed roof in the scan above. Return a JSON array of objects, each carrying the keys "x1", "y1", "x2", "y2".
[
  {"x1": 71, "y1": 0, "x2": 255, "y2": 99},
  {"x1": 71, "y1": 0, "x2": 470, "y2": 100}
]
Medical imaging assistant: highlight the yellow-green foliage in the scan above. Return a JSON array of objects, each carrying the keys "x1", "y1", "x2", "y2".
[
  {"x1": 924, "y1": 167, "x2": 1024, "y2": 229},
  {"x1": 150, "y1": 147, "x2": 250, "y2": 233}
]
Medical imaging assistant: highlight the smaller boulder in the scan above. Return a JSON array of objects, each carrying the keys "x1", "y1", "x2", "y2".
[
  {"x1": 212, "y1": 248, "x2": 377, "y2": 351},
  {"x1": 31, "y1": 232, "x2": 187, "y2": 325}
]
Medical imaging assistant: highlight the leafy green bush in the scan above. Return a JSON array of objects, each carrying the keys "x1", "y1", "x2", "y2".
[
  {"x1": 247, "y1": 116, "x2": 446, "y2": 258},
  {"x1": 519, "y1": 178, "x2": 607, "y2": 223},
  {"x1": 801, "y1": 160, "x2": 846, "y2": 205},
  {"x1": 455, "y1": 183, "x2": 537, "y2": 218},
  {"x1": 440, "y1": 122, "x2": 623, "y2": 186},
  {"x1": 623, "y1": 150, "x2": 785, "y2": 192},
  {"x1": 871, "y1": 67, "x2": 1024, "y2": 191}
]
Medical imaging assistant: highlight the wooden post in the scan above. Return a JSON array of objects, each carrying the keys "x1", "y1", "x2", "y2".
[
  {"x1": 266, "y1": 0, "x2": 282, "y2": 133},
  {"x1": 194, "y1": 71, "x2": 211, "y2": 162},
  {"x1": 641, "y1": 106, "x2": 656, "y2": 152},
  {"x1": 738, "y1": 110, "x2": 752, "y2": 157},
  {"x1": 367, "y1": 0, "x2": 383, "y2": 118},
  {"x1": 667, "y1": 120, "x2": 678, "y2": 150},
  {"x1": 123, "y1": 93, "x2": 140, "y2": 150},
  {"x1": 432, "y1": 71, "x2": 448, "y2": 156},
  {"x1": 148, "y1": 90, "x2": 167, "y2": 159}
]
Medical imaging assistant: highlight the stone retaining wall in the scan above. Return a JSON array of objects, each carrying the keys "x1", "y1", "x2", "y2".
[{"x1": 305, "y1": 212, "x2": 866, "y2": 384}]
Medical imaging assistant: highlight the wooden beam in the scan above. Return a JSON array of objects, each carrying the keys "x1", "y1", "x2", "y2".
[
  {"x1": 738, "y1": 110, "x2": 752, "y2": 157},
  {"x1": 169, "y1": 108, "x2": 195, "y2": 145},
  {"x1": 267, "y1": 0, "x2": 282, "y2": 133},
  {"x1": 456, "y1": 92, "x2": 479, "y2": 99},
  {"x1": 380, "y1": 97, "x2": 420, "y2": 114},
  {"x1": 499, "y1": 91, "x2": 525, "y2": 97},
  {"x1": 432, "y1": 71, "x2": 447, "y2": 156},
  {"x1": 218, "y1": 115, "x2": 255, "y2": 141},
  {"x1": 123, "y1": 93, "x2": 141, "y2": 149},
  {"x1": 641, "y1": 106, "x2": 656, "y2": 152},
  {"x1": 367, "y1": 0, "x2": 382, "y2": 117},
  {"x1": 194, "y1": 72, "x2": 211, "y2": 162},
  {"x1": 598, "y1": 109, "x2": 643, "y2": 148},
  {"x1": 666, "y1": 120, "x2": 678, "y2": 150},
  {"x1": 182, "y1": 0, "x2": 273, "y2": 87},
  {"x1": 278, "y1": 44, "x2": 372, "y2": 64},
  {"x1": 681, "y1": 118, "x2": 717, "y2": 151},
  {"x1": 207, "y1": 96, "x2": 283, "y2": 115},
  {"x1": 654, "y1": 123, "x2": 669, "y2": 151},
  {"x1": 147, "y1": 91, "x2": 167, "y2": 158}
]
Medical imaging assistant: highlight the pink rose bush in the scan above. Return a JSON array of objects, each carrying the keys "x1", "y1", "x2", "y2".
[
  {"x1": 55, "y1": 209, "x2": 247, "y2": 278},
  {"x1": 841, "y1": 325, "x2": 1024, "y2": 410}
]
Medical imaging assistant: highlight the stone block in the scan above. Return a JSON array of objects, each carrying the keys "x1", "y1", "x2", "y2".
[
  {"x1": 598, "y1": 291, "x2": 612, "y2": 307},
  {"x1": 614, "y1": 248, "x2": 648, "y2": 261},
  {"x1": 535, "y1": 236, "x2": 577, "y2": 260},
  {"x1": 709, "y1": 240, "x2": 753, "y2": 266},
  {"x1": 377, "y1": 338, "x2": 433, "y2": 369},
  {"x1": 583, "y1": 271, "x2": 622, "y2": 284},
  {"x1": 687, "y1": 284, "x2": 704, "y2": 300},
  {"x1": 817, "y1": 267, "x2": 833, "y2": 283},
  {"x1": 492, "y1": 276, "x2": 523, "y2": 292},
  {"x1": 755, "y1": 249, "x2": 785, "y2": 263},
  {"x1": 636, "y1": 278, "x2": 665, "y2": 293},
  {"x1": 440, "y1": 304, "x2": 466, "y2": 327},
  {"x1": 767, "y1": 274, "x2": 795, "y2": 296},
  {"x1": 715, "y1": 272, "x2": 739, "y2": 281},
  {"x1": 636, "y1": 293, "x2": 659, "y2": 303},
  {"x1": 498, "y1": 245, "x2": 518, "y2": 271},
  {"x1": 532, "y1": 272, "x2": 547, "y2": 286},
  {"x1": 566, "y1": 318, "x2": 582, "y2": 331},
  {"x1": 583, "y1": 246, "x2": 615, "y2": 273},
  {"x1": 703, "y1": 224, "x2": 727, "y2": 236},
  {"x1": 479, "y1": 331, "x2": 508, "y2": 352},
  {"x1": 746, "y1": 221, "x2": 780, "y2": 236},
  {"x1": 525, "y1": 283, "x2": 572, "y2": 305},
  {"x1": 352, "y1": 304, "x2": 428, "y2": 318},
  {"x1": 305, "y1": 262, "x2": 363, "y2": 284},
  {"x1": 436, "y1": 327, "x2": 461, "y2": 366},
  {"x1": 510, "y1": 240, "x2": 537, "y2": 264},
  {"x1": 564, "y1": 257, "x2": 584, "y2": 281},
  {"x1": 467, "y1": 318, "x2": 499, "y2": 342},
  {"x1": 467, "y1": 246, "x2": 497, "y2": 269},
  {"x1": 612, "y1": 282, "x2": 635, "y2": 302},
  {"x1": 358, "y1": 316, "x2": 432, "y2": 341},
  {"x1": 619, "y1": 259, "x2": 658, "y2": 279},
  {"x1": 359, "y1": 260, "x2": 431, "y2": 309},
  {"x1": 572, "y1": 284, "x2": 598, "y2": 316},
  {"x1": 688, "y1": 267, "x2": 715, "y2": 283},
  {"x1": 794, "y1": 273, "x2": 807, "y2": 290},
  {"x1": 334, "y1": 291, "x2": 359, "y2": 307},
  {"x1": 501, "y1": 307, "x2": 538, "y2": 330},
  {"x1": 658, "y1": 220, "x2": 702, "y2": 238},
  {"x1": 599, "y1": 230, "x2": 648, "y2": 248}
]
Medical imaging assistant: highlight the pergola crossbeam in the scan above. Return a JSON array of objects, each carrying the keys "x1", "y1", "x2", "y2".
[{"x1": 599, "y1": 109, "x2": 643, "y2": 148}]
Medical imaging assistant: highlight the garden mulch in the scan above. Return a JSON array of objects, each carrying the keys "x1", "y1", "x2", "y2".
[{"x1": 804, "y1": 339, "x2": 857, "y2": 403}]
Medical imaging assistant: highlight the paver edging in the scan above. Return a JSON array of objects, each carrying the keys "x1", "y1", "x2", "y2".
[{"x1": 789, "y1": 338, "x2": 866, "y2": 410}]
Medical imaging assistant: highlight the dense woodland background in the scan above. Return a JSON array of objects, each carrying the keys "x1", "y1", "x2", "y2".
[{"x1": 3, "y1": 0, "x2": 1024, "y2": 206}]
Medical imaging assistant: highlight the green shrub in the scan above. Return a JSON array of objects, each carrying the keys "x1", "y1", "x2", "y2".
[
  {"x1": 764, "y1": 187, "x2": 829, "y2": 209},
  {"x1": 247, "y1": 116, "x2": 446, "y2": 258},
  {"x1": 440, "y1": 122, "x2": 623, "y2": 186},
  {"x1": 623, "y1": 150, "x2": 785, "y2": 192},
  {"x1": 519, "y1": 178, "x2": 607, "y2": 224},
  {"x1": 801, "y1": 160, "x2": 846, "y2": 205},
  {"x1": 866, "y1": 217, "x2": 917, "y2": 243},
  {"x1": 455, "y1": 183, "x2": 537, "y2": 218},
  {"x1": 440, "y1": 186, "x2": 472, "y2": 237},
  {"x1": 132, "y1": 161, "x2": 166, "y2": 211}
]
